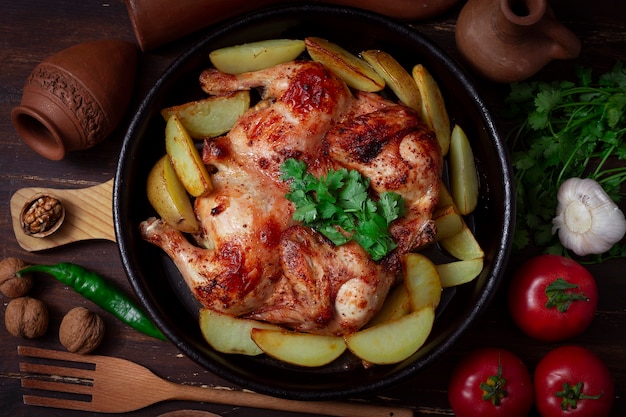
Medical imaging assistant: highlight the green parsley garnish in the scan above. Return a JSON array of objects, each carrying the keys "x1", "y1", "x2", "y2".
[
  {"x1": 505, "y1": 62, "x2": 626, "y2": 261},
  {"x1": 280, "y1": 158, "x2": 404, "y2": 261}
]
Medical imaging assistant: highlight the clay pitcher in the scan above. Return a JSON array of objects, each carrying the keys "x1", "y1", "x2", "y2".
[
  {"x1": 11, "y1": 40, "x2": 137, "y2": 160},
  {"x1": 455, "y1": 0, "x2": 581, "y2": 83}
]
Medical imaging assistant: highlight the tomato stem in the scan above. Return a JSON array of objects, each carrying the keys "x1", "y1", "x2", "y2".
[
  {"x1": 545, "y1": 277, "x2": 589, "y2": 313},
  {"x1": 556, "y1": 381, "x2": 603, "y2": 410},
  {"x1": 480, "y1": 354, "x2": 508, "y2": 406}
]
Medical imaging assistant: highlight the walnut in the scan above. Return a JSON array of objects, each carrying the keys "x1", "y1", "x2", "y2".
[
  {"x1": 0, "y1": 257, "x2": 34, "y2": 298},
  {"x1": 20, "y1": 194, "x2": 65, "y2": 237},
  {"x1": 59, "y1": 306, "x2": 105, "y2": 354},
  {"x1": 4, "y1": 296, "x2": 49, "y2": 338}
]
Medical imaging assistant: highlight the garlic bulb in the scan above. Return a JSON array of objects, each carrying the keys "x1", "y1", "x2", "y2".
[{"x1": 552, "y1": 177, "x2": 626, "y2": 256}]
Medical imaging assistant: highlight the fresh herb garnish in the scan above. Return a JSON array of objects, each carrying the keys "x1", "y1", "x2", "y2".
[
  {"x1": 505, "y1": 62, "x2": 626, "y2": 261},
  {"x1": 280, "y1": 158, "x2": 404, "y2": 261}
]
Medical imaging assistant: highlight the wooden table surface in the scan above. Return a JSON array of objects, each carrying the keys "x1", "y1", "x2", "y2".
[{"x1": 1, "y1": 1, "x2": 625, "y2": 416}]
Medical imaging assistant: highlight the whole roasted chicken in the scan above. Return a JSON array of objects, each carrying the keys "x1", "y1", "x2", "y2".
[{"x1": 140, "y1": 60, "x2": 442, "y2": 335}]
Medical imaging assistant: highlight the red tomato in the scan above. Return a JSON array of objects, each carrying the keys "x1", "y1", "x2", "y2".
[
  {"x1": 448, "y1": 348, "x2": 534, "y2": 417},
  {"x1": 535, "y1": 345, "x2": 614, "y2": 417},
  {"x1": 507, "y1": 254, "x2": 598, "y2": 341}
]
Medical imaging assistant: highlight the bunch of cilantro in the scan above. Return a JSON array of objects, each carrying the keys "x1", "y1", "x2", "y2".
[
  {"x1": 505, "y1": 62, "x2": 626, "y2": 261},
  {"x1": 280, "y1": 158, "x2": 404, "y2": 261}
]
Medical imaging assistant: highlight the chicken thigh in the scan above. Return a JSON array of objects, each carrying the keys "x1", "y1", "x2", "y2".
[
  {"x1": 140, "y1": 60, "x2": 442, "y2": 335},
  {"x1": 140, "y1": 159, "x2": 291, "y2": 316}
]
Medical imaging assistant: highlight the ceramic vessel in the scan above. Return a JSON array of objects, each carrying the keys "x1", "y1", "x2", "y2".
[
  {"x1": 124, "y1": 0, "x2": 461, "y2": 51},
  {"x1": 455, "y1": 0, "x2": 581, "y2": 83},
  {"x1": 11, "y1": 40, "x2": 137, "y2": 160},
  {"x1": 124, "y1": 0, "x2": 282, "y2": 51}
]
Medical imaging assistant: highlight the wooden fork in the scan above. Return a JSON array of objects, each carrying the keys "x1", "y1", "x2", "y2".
[{"x1": 18, "y1": 346, "x2": 414, "y2": 417}]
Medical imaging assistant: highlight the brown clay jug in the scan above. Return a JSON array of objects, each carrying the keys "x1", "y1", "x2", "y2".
[
  {"x1": 455, "y1": 0, "x2": 581, "y2": 83},
  {"x1": 11, "y1": 40, "x2": 137, "y2": 160}
]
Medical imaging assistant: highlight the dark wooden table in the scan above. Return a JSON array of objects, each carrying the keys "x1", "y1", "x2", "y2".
[{"x1": 1, "y1": 1, "x2": 625, "y2": 416}]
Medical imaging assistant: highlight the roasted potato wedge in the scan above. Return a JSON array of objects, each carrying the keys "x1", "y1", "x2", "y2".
[
  {"x1": 436, "y1": 258, "x2": 484, "y2": 288},
  {"x1": 436, "y1": 181, "x2": 483, "y2": 260},
  {"x1": 199, "y1": 309, "x2": 281, "y2": 356},
  {"x1": 412, "y1": 64, "x2": 451, "y2": 156},
  {"x1": 161, "y1": 91, "x2": 250, "y2": 139},
  {"x1": 344, "y1": 306, "x2": 434, "y2": 365},
  {"x1": 165, "y1": 115, "x2": 213, "y2": 197},
  {"x1": 146, "y1": 156, "x2": 199, "y2": 233},
  {"x1": 366, "y1": 284, "x2": 411, "y2": 327},
  {"x1": 437, "y1": 180, "x2": 455, "y2": 208},
  {"x1": 209, "y1": 39, "x2": 306, "y2": 74},
  {"x1": 439, "y1": 222, "x2": 485, "y2": 260},
  {"x1": 433, "y1": 205, "x2": 464, "y2": 242},
  {"x1": 361, "y1": 49, "x2": 421, "y2": 111},
  {"x1": 251, "y1": 328, "x2": 346, "y2": 367},
  {"x1": 305, "y1": 37, "x2": 385, "y2": 92},
  {"x1": 449, "y1": 124, "x2": 479, "y2": 215},
  {"x1": 403, "y1": 253, "x2": 442, "y2": 311}
]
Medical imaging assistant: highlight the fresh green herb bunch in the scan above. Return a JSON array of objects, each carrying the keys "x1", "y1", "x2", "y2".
[
  {"x1": 505, "y1": 62, "x2": 626, "y2": 261},
  {"x1": 280, "y1": 158, "x2": 404, "y2": 261}
]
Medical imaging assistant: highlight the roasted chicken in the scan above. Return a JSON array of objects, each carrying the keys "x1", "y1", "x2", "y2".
[{"x1": 140, "y1": 60, "x2": 442, "y2": 335}]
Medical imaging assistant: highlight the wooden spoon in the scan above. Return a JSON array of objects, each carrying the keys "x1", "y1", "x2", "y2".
[
  {"x1": 158, "y1": 411, "x2": 222, "y2": 417},
  {"x1": 10, "y1": 179, "x2": 115, "y2": 251}
]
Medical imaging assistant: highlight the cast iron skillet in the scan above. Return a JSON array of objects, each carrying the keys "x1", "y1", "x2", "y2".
[{"x1": 114, "y1": 3, "x2": 514, "y2": 400}]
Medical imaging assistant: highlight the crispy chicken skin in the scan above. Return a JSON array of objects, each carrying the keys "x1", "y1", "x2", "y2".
[
  {"x1": 324, "y1": 103, "x2": 441, "y2": 253},
  {"x1": 199, "y1": 61, "x2": 351, "y2": 181},
  {"x1": 140, "y1": 61, "x2": 441, "y2": 335}
]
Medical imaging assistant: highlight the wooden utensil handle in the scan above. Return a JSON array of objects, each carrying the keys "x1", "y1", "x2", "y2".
[
  {"x1": 170, "y1": 382, "x2": 413, "y2": 417},
  {"x1": 10, "y1": 179, "x2": 115, "y2": 251}
]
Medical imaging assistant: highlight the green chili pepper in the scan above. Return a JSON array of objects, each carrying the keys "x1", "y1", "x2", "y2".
[{"x1": 18, "y1": 262, "x2": 166, "y2": 341}]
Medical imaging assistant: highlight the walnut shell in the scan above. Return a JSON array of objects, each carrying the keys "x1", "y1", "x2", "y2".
[
  {"x1": 20, "y1": 194, "x2": 65, "y2": 237},
  {"x1": 59, "y1": 306, "x2": 105, "y2": 354},
  {"x1": 0, "y1": 257, "x2": 34, "y2": 298},
  {"x1": 4, "y1": 296, "x2": 49, "y2": 338}
]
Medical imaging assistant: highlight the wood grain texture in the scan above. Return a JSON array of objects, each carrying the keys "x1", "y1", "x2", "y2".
[
  {"x1": 17, "y1": 346, "x2": 413, "y2": 417},
  {"x1": 1, "y1": 1, "x2": 625, "y2": 417},
  {"x1": 10, "y1": 179, "x2": 115, "y2": 251}
]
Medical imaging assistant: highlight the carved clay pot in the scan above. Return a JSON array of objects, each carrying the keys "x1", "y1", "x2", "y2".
[
  {"x1": 455, "y1": 0, "x2": 581, "y2": 83},
  {"x1": 11, "y1": 40, "x2": 137, "y2": 160}
]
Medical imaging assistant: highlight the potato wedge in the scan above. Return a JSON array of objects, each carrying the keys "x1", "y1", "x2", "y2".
[
  {"x1": 437, "y1": 180, "x2": 455, "y2": 208},
  {"x1": 209, "y1": 39, "x2": 306, "y2": 74},
  {"x1": 344, "y1": 306, "x2": 434, "y2": 365},
  {"x1": 433, "y1": 205, "x2": 464, "y2": 242},
  {"x1": 199, "y1": 309, "x2": 281, "y2": 356},
  {"x1": 251, "y1": 328, "x2": 346, "y2": 367},
  {"x1": 305, "y1": 37, "x2": 385, "y2": 92},
  {"x1": 162, "y1": 154, "x2": 200, "y2": 232},
  {"x1": 436, "y1": 258, "x2": 484, "y2": 288},
  {"x1": 449, "y1": 124, "x2": 479, "y2": 215},
  {"x1": 439, "y1": 222, "x2": 485, "y2": 260},
  {"x1": 165, "y1": 115, "x2": 213, "y2": 197},
  {"x1": 403, "y1": 253, "x2": 442, "y2": 311},
  {"x1": 146, "y1": 156, "x2": 199, "y2": 233},
  {"x1": 436, "y1": 181, "x2": 484, "y2": 259},
  {"x1": 412, "y1": 64, "x2": 451, "y2": 155},
  {"x1": 161, "y1": 91, "x2": 250, "y2": 139},
  {"x1": 367, "y1": 284, "x2": 410, "y2": 327},
  {"x1": 361, "y1": 49, "x2": 421, "y2": 111}
]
